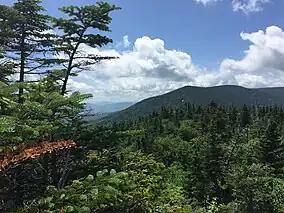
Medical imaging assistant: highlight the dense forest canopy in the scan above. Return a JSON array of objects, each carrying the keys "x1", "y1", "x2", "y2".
[{"x1": 1, "y1": 0, "x2": 284, "y2": 213}]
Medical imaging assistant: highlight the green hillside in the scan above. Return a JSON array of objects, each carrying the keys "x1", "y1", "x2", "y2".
[{"x1": 97, "y1": 85, "x2": 284, "y2": 124}]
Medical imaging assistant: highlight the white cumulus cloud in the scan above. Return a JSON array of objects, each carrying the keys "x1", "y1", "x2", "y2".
[
  {"x1": 69, "y1": 25, "x2": 284, "y2": 102},
  {"x1": 193, "y1": 0, "x2": 270, "y2": 14},
  {"x1": 232, "y1": 0, "x2": 270, "y2": 14},
  {"x1": 220, "y1": 25, "x2": 284, "y2": 87}
]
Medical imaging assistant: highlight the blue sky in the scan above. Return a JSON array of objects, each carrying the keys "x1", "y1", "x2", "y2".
[
  {"x1": 43, "y1": 0, "x2": 284, "y2": 67},
  {"x1": 3, "y1": 0, "x2": 284, "y2": 102},
  {"x1": 4, "y1": 0, "x2": 283, "y2": 67}
]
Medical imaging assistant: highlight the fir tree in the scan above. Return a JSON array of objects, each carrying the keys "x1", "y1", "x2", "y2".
[
  {"x1": 240, "y1": 104, "x2": 251, "y2": 127},
  {"x1": 0, "y1": 0, "x2": 56, "y2": 103},
  {"x1": 259, "y1": 118, "x2": 284, "y2": 175},
  {"x1": 52, "y1": 2, "x2": 121, "y2": 95}
]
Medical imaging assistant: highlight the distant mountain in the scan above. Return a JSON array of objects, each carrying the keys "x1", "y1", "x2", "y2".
[
  {"x1": 84, "y1": 101, "x2": 135, "y2": 121},
  {"x1": 96, "y1": 85, "x2": 284, "y2": 124},
  {"x1": 86, "y1": 101, "x2": 135, "y2": 113},
  {"x1": 83, "y1": 112, "x2": 111, "y2": 122}
]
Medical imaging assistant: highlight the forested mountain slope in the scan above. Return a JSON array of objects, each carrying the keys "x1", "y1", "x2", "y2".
[{"x1": 97, "y1": 85, "x2": 284, "y2": 124}]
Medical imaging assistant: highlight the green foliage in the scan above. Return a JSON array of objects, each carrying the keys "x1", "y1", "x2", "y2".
[
  {"x1": 0, "y1": 77, "x2": 93, "y2": 211},
  {"x1": 8, "y1": 94, "x2": 284, "y2": 212},
  {"x1": 31, "y1": 151, "x2": 191, "y2": 212},
  {"x1": 97, "y1": 102, "x2": 284, "y2": 212},
  {"x1": 0, "y1": 0, "x2": 57, "y2": 103},
  {"x1": 259, "y1": 118, "x2": 284, "y2": 175},
  {"x1": 118, "y1": 151, "x2": 191, "y2": 212},
  {"x1": 178, "y1": 119, "x2": 198, "y2": 141},
  {"x1": 153, "y1": 135, "x2": 190, "y2": 166},
  {"x1": 0, "y1": 60, "x2": 14, "y2": 84},
  {"x1": 38, "y1": 170, "x2": 129, "y2": 213},
  {"x1": 0, "y1": 79, "x2": 92, "y2": 145},
  {"x1": 227, "y1": 163, "x2": 284, "y2": 212},
  {"x1": 54, "y1": 3, "x2": 120, "y2": 48},
  {"x1": 0, "y1": 1, "x2": 121, "y2": 211}
]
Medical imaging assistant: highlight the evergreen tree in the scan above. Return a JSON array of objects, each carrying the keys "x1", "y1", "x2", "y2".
[
  {"x1": 0, "y1": 76, "x2": 92, "y2": 210},
  {"x1": 52, "y1": 2, "x2": 121, "y2": 95},
  {"x1": 259, "y1": 118, "x2": 284, "y2": 175},
  {"x1": 0, "y1": 45, "x2": 14, "y2": 84},
  {"x1": 0, "y1": 0, "x2": 56, "y2": 103},
  {"x1": 240, "y1": 104, "x2": 251, "y2": 127}
]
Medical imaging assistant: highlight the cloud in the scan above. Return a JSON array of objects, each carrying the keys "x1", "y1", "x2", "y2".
[
  {"x1": 70, "y1": 36, "x2": 201, "y2": 101},
  {"x1": 220, "y1": 25, "x2": 284, "y2": 87},
  {"x1": 194, "y1": 0, "x2": 220, "y2": 6},
  {"x1": 221, "y1": 26, "x2": 284, "y2": 72},
  {"x1": 232, "y1": 0, "x2": 270, "y2": 14},
  {"x1": 115, "y1": 35, "x2": 131, "y2": 49},
  {"x1": 123, "y1": 35, "x2": 131, "y2": 48},
  {"x1": 193, "y1": 0, "x2": 270, "y2": 13},
  {"x1": 69, "y1": 25, "x2": 284, "y2": 102}
]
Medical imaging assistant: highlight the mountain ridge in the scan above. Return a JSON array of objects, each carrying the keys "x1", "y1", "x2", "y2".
[{"x1": 95, "y1": 85, "x2": 284, "y2": 124}]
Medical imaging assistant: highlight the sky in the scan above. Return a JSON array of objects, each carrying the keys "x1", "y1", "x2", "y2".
[{"x1": 2, "y1": 0, "x2": 284, "y2": 102}]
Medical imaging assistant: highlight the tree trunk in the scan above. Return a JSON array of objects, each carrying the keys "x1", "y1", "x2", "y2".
[
  {"x1": 43, "y1": 154, "x2": 49, "y2": 186},
  {"x1": 18, "y1": 23, "x2": 25, "y2": 103},
  {"x1": 51, "y1": 151, "x2": 57, "y2": 185}
]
